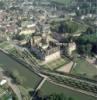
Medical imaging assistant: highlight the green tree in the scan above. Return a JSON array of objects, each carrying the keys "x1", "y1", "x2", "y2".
[
  {"x1": 76, "y1": 31, "x2": 97, "y2": 55},
  {"x1": 86, "y1": 27, "x2": 95, "y2": 34},
  {"x1": 68, "y1": 97, "x2": 75, "y2": 100}
]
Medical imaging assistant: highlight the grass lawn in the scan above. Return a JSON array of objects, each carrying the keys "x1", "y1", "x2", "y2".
[
  {"x1": 0, "y1": 42, "x2": 14, "y2": 50},
  {"x1": 0, "y1": 51, "x2": 42, "y2": 89},
  {"x1": 51, "y1": 0, "x2": 74, "y2": 6},
  {"x1": 0, "y1": 42, "x2": 9, "y2": 48},
  {"x1": 42, "y1": 57, "x2": 70, "y2": 70},
  {"x1": 71, "y1": 58, "x2": 97, "y2": 79},
  {"x1": 40, "y1": 81, "x2": 97, "y2": 100},
  {"x1": 66, "y1": 20, "x2": 88, "y2": 34}
]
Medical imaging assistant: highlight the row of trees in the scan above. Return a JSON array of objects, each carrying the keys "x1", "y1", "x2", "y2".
[
  {"x1": 48, "y1": 72, "x2": 97, "y2": 94},
  {"x1": 33, "y1": 93, "x2": 75, "y2": 100}
]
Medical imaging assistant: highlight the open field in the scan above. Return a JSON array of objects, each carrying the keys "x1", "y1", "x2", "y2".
[
  {"x1": 51, "y1": 0, "x2": 74, "y2": 6},
  {"x1": 71, "y1": 58, "x2": 97, "y2": 79},
  {"x1": 40, "y1": 81, "x2": 97, "y2": 100},
  {"x1": 65, "y1": 20, "x2": 88, "y2": 33},
  {"x1": 0, "y1": 51, "x2": 42, "y2": 89}
]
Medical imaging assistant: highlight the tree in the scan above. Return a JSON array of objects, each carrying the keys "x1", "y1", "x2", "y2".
[
  {"x1": 76, "y1": 31, "x2": 97, "y2": 56},
  {"x1": 92, "y1": 44, "x2": 97, "y2": 54},
  {"x1": 85, "y1": 44, "x2": 92, "y2": 55},
  {"x1": 93, "y1": 75, "x2": 97, "y2": 81},
  {"x1": 15, "y1": 34, "x2": 25, "y2": 40},
  {"x1": 86, "y1": 27, "x2": 95, "y2": 34},
  {"x1": 58, "y1": 23, "x2": 67, "y2": 33},
  {"x1": 33, "y1": 93, "x2": 75, "y2": 100},
  {"x1": 68, "y1": 97, "x2": 75, "y2": 100}
]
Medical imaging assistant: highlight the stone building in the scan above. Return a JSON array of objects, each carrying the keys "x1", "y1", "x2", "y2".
[{"x1": 30, "y1": 33, "x2": 61, "y2": 63}]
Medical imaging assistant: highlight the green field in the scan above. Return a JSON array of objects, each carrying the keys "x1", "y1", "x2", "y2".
[
  {"x1": 66, "y1": 21, "x2": 88, "y2": 33},
  {"x1": 43, "y1": 57, "x2": 70, "y2": 70},
  {"x1": 71, "y1": 58, "x2": 97, "y2": 79},
  {"x1": 0, "y1": 41, "x2": 13, "y2": 49},
  {"x1": 40, "y1": 81, "x2": 97, "y2": 100},
  {"x1": 51, "y1": 0, "x2": 74, "y2": 6},
  {"x1": 52, "y1": 0, "x2": 73, "y2": 4},
  {"x1": 0, "y1": 51, "x2": 42, "y2": 89}
]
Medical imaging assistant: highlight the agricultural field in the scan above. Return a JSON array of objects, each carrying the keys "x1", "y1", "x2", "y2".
[
  {"x1": 40, "y1": 81, "x2": 97, "y2": 100},
  {"x1": 71, "y1": 58, "x2": 97, "y2": 79}
]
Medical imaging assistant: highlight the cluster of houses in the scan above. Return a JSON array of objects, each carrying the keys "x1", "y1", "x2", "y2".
[
  {"x1": 0, "y1": 0, "x2": 77, "y2": 63},
  {"x1": 0, "y1": 0, "x2": 76, "y2": 63}
]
